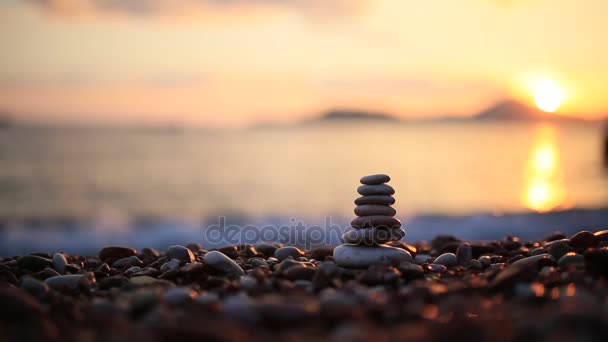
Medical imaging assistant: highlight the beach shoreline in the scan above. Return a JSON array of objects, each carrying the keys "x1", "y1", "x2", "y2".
[{"x1": 1, "y1": 229, "x2": 607, "y2": 341}]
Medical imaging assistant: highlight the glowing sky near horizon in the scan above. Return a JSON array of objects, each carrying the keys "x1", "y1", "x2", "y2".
[{"x1": 1, "y1": 0, "x2": 607, "y2": 126}]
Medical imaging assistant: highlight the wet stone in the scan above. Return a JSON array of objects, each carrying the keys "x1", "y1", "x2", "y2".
[
  {"x1": 360, "y1": 174, "x2": 391, "y2": 185},
  {"x1": 357, "y1": 184, "x2": 395, "y2": 196}
]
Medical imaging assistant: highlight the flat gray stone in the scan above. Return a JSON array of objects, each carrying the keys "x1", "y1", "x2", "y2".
[
  {"x1": 354, "y1": 195, "x2": 395, "y2": 206},
  {"x1": 357, "y1": 184, "x2": 395, "y2": 196},
  {"x1": 204, "y1": 251, "x2": 244, "y2": 276},
  {"x1": 341, "y1": 227, "x2": 405, "y2": 245},
  {"x1": 351, "y1": 215, "x2": 401, "y2": 229},
  {"x1": 333, "y1": 244, "x2": 412, "y2": 268},
  {"x1": 354, "y1": 204, "x2": 396, "y2": 217},
  {"x1": 360, "y1": 174, "x2": 390, "y2": 185}
]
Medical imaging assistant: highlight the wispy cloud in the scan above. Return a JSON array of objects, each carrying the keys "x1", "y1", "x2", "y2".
[{"x1": 25, "y1": 0, "x2": 370, "y2": 20}]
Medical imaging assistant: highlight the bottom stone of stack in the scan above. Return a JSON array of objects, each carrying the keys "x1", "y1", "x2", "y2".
[
  {"x1": 333, "y1": 244, "x2": 412, "y2": 268},
  {"x1": 341, "y1": 227, "x2": 405, "y2": 245}
]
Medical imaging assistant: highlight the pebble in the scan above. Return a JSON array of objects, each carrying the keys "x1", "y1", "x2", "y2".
[
  {"x1": 558, "y1": 253, "x2": 585, "y2": 267},
  {"x1": 456, "y1": 243, "x2": 473, "y2": 266},
  {"x1": 274, "y1": 246, "x2": 305, "y2": 261},
  {"x1": 478, "y1": 255, "x2": 492, "y2": 267},
  {"x1": 113, "y1": 256, "x2": 144, "y2": 269},
  {"x1": 98, "y1": 246, "x2": 137, "y2": 262},
  {"x1": 569, "y1": 231, "x2": 596, "y2": 249},
  {"x1": 164, "y1": 287, "x2": 196, "y2": 304},
  {"x1": 310, "y1": 246, "x2": 335, "y2": 261},
  {"x1": 354, "y1": 195, "x2": 396, "y2": 206},
  {"x1": 160, "y1": 259, "x2": 181, "y2": 273},
  {"x1": 414, "y1": 254, "x2": 432, "y2": 264},
  {"x1": 239, "y1": 276, "x2": 258, "y2": 290},
  {"x1": 433, "y1": 253, "x2": 457, "y2": 267},
  {"x1": 547, "y1": 241, "x2": 574, "y2": 260},
  {"x1": 165, "y1": 245, "x2": 195, "y2": 264},
  {"x1": 468, "y1": 259, "x2": 483, "y2": 270},
  {"x1": 52, "y1": 253, "x2": 68, "y2": 274},
  {"x1": 511, "y1": 254, "x2": 555, "y2": 268},
  {"x1": 584, "y1": 248, "x2": 608, "y2": 276},
  {"x1": 397, "y1": 261, "x2": 424, "y2": 277},
  {"x1": 17, "y1": 255, "x2": 52, "y2": 271},
  {"x1": 45, "y1": 273, "x2": 95, "y2": 291},
  {"x1": 341, "y1": 227, "x2": 404, "y2": 245},
  {"x1": 333, "y1": 244, "x2": 412, "y2": 268},
  {"x1": 350, "y1": 215, "x2": 401, "y2": 229},
  {"x1": 357, "y1": 184, "x2": 395, "y2": 196},
  {"x1": 428, "y1": 264, "x2": 447, "y2": 273},
  {"x1": 354, "y1": 204, "x2": 396, "y2": 217},
  {"x1": 20, "y1": 276, "x2": 50, "y2": 296},
  {"x1": 360, "y1": 174, "x2": 390, "y2": 185},
  {"x1": 254, "y1": 243, "x2": 278, "y2": 257},
  {"x1": 203, "y1": 251, "x2": 244, "y2": 276},
  {"x1": 283, "y1": 265, "x2": 316, "y2": 281}
]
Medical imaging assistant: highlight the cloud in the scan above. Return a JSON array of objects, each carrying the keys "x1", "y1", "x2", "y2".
[{"x1": 25, "y1": 0, "x2": 370, "y2": 20}]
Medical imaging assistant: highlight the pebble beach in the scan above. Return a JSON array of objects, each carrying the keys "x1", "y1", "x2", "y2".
[{"x1": 2, "y1": 230, "x2": 608, "y2": 341}]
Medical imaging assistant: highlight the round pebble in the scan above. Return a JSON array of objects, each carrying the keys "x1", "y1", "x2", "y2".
[
  {"x1": 360, "y1": 174, "x2": 390, "y2": 185},
  {"x1": 456, "y1": 243, "x2": 472, "y2": 266},
  {"x1": 333, "y1": 244, "x2": 412, "y2": 268},
  {"x1": 350, "y1": 215, "x2": 401, "y2": 229},
  {"x1": 52, "y1": 253, "x2": 68, "y2": 274},
  {"x1": 434, "y1": 253, "x2": 457, "y2": 267},
  {"x1": 341, "y1": 227, "x2": 404, "y2": 245},
  {"x1": 357, "y1": 184, "x2": 395, "y2": 196},
  {"x1": 203, "y1": 251, "x2": 244, "y2": 276},
  {"x1": 166, "y1": 245, "x2": 195, "y2": 264},
  {"x1": 354, "y1": 204, "x2": 396, "y2": 217},
  {"x1": 98, "y1": 246, "x2": 137, "y2": 262},
  {"x1": 354, "y1": 195, "x2": 396, "y2": 206},
  {"x1": 274, "y1": 246, "x2": 305, "y2": 261}
]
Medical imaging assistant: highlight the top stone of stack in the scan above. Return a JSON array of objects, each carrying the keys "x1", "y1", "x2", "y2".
[{"x1": 360, "y1": 174, "x2": 391, "y2": 185}]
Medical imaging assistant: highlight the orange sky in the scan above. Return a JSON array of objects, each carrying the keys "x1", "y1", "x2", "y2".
[{"x1": 1, "y1": 0, "x2": 607, "y2": 126}]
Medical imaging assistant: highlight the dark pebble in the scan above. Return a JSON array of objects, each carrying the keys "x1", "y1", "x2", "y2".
[
  {"x1": 99, "y1": 246, "x2": 137, "y2": 262},
  {"x1": 360, "y1": 174, "x2": 390, "y2": 185},
  {"x1": 569, "y1": 231, "x2": 596, "y2": 250},
  {"x1": 357, "y1": 184, "x2": 395, "y2": 196},
  {"x1": 17, "y1": 255, "x2": 52, "y2": 271},
  {"x1": 354, "y1": 195, "x2": 396, "y2": 206},
  {"x1": 354, "y1": 204, "x2": 396, "y2": 217},
  {"x1": 456, "y1": 243, "x2": 473, "y2": 266},
  {"x1": 310, "y1": 246, "x2": 335, "y2": 261},
  {"x1": 274, "y1": 246, "x2": 305, "y2": 261},
  {"x1": 350, "y1": 215, "x2": 401, "y2": 229},
  {"x1": 166, "y1": 245, "x2": 195, "y2": 264}
]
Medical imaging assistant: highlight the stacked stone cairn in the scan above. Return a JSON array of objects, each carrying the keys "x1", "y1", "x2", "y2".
[{"x1": 333, "y1": 174, "x2": 412, "y2": 268}]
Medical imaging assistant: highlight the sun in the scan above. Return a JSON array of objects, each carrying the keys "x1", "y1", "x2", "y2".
[{"x1": 533, "y1": 78, "x2": 565, "y2": 112}]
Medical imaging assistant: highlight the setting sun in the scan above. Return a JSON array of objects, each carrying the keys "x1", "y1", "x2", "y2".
[{"x1": 533, "y1": 79, "x2": 565, "y2": 112}]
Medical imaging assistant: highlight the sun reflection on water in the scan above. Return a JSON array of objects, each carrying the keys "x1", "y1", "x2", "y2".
[{"x1": 523, "y1": 124, "x2": 568, "y2": 212}]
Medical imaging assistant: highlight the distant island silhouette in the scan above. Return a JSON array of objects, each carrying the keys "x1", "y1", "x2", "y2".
[{"x1": 293, "y1": 100, "x2": 601, "y2": 127}]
